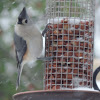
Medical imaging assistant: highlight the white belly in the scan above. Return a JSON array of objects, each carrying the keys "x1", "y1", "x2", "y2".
[{"x1": 25, "y1": 36, "x2": 43, "y2": 62}]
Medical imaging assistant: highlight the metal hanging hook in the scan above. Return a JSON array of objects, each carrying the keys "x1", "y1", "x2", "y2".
[{"x1": 93, "y1": 66, "x2": 100, "y2": 91}]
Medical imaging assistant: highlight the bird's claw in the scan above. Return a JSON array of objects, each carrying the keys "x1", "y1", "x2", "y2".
[
  {"x1": 42, "y1": 23, "x2": 52, "y2": 37},
  {"x1": 37, "y1": 56, "x2": 53, "y2": 61}
]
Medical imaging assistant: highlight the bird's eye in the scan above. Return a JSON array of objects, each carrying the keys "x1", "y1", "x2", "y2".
[{"x1": 22, "y1": 19, "x2": 28, "y2": 24}]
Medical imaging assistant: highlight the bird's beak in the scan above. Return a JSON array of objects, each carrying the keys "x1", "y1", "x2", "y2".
[{"x1": 17, "y1": 21, "x2": 22, "y2": 24}]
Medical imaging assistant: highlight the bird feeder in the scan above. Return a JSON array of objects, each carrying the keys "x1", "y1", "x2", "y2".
[
  {"x1": 44, "y1": 0, "x2": 95, "y2": 90},
  {"x1": 13, "y1": 0, "x2": 100, "y2": 100}
]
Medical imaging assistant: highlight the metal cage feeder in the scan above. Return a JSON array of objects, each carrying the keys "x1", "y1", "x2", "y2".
[
  {"x1": 45, "y1": 0, "x2": 94, "y2": 90},
  {"x1": 13, "y1": 0, "x2": 100, "y2": 100}
]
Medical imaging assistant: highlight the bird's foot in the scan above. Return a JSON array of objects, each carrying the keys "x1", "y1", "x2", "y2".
[
  {"x1": 37, "y1": 57, "x2": 53, "y2": 61},
  {"x1": 42, "y1": 23, "x2": 52, "y2": 37}
]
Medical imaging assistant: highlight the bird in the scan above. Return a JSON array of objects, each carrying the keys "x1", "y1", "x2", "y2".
[
  {"x1": 93, "y1": 66, "x2": 100, "y2": 91},
  {"x1": 14, "y1": 7, "x2": 43, "y2": 90}
]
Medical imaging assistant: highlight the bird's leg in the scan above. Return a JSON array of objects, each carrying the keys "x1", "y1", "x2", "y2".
[
  {"x1": 42, "y1": 23, "x2": 52, "y2": 37},
  {"x1": 37, "y1": 56, "x2": 53, "y2": 61}
]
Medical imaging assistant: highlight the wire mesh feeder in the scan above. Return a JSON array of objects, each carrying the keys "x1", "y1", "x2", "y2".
[
  {"x1": 44, "y1": 0, "x2": 95, "y2": 90},
  {"x1": 13, "y1": 0, "x2": 100, "y2": 100}
]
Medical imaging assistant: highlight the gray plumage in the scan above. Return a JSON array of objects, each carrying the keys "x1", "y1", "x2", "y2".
[
  {"x1": 14, "y1": 32, "x2": 27, "y2": 64},
  {"x1": 14, "y1": 32, "x2": 27, "y2": 89}
]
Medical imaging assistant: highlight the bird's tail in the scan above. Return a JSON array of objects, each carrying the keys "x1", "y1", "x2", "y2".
[{"x1": 16, "y1": 63, "x2": 24, "y2": 90}]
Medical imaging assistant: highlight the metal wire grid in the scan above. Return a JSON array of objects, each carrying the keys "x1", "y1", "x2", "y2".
[
  {"x1": 44, "y1": 0, "x2": 95, "y2": 90},
  {"x1": 46, "y1": 0, "x2": 94, "y2": 18}
]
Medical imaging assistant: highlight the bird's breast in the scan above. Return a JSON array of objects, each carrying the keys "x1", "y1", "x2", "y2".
[
  {"x1": 15, "y1": 24, "x2": 43, "y2": 61},
  {"x1": 25, "y1": 36, "x2": 43, "y2": 61}
]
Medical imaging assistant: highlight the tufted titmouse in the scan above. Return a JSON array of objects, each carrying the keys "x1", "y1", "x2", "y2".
[{"x1": 14, "y1": 7, "x2": 43, "y2": 90}]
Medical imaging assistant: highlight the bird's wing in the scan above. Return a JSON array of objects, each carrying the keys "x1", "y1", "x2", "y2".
[
  {"x1": 14, "y1": 32, "x2": 27, "y2": 66},
  {"x1": 14, "y1": 32, "x2": 27, "y2": 89}
]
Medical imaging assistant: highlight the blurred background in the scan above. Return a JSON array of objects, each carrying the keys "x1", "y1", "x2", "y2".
[{"x1": 0, "y1": 0, "x2": 100, "y2": 100}]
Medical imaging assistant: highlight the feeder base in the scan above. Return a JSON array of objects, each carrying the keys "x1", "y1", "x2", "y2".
[{"x1": 13, "y1": 90, "x2": 100, "y2": 100}]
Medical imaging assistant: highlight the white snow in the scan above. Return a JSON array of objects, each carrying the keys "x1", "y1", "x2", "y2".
[
  {"x1": 61, "y1": 87, "x2": 99, "y2": 92},
  {"x1": 12, "y1": 2, "x2": 15, "y2": 4},
  {"x1": 97, "y1": 81, "x2": 100, "y2": 90},
  {"x1": 95, "y1": 4, "x2": 100, "y2": 58},
  {"x1": 48, "y1": 17, "x2": 93, "y2": 24},
  {"x1": 48, "y1": 17, "x2": 63, "y2": 24},
  {"x1": 61, "y1": 81, "x2": 100, "y2": 91},
  {"x1": 73, "y1": 87, "x2": 99, "y2": 92}
]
